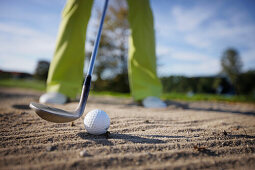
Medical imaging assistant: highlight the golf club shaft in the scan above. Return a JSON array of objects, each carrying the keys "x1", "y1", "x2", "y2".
[
  {"x1": 76, "y1": 0, "x2": 109, "y2": 114},
  {"x1": 87, "y1": 0, "x2": 109, "y2": 76}
]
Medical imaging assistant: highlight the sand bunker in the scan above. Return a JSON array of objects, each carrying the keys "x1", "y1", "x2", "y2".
[{"x1": 0, "y1": 87, "x2": 255, "y2": 169}]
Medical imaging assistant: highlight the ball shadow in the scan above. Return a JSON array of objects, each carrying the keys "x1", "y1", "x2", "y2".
[{"x1": 77, "y1": 132, "x2": 166, "y2": 146}]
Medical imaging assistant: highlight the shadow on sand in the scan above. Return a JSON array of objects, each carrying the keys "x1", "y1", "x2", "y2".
[
  {"x1": 164, "y1": 100, "x2": 255, "y2": 116},
  {"x1": 12, "y1": 104, "x2": 31, "y2": 110},
  {"x1": 77, "y1": 132, "x2": 187, "y2": 146},
  {"x1": 0, "y1": 91, "x2": 39, "y2": 99}
]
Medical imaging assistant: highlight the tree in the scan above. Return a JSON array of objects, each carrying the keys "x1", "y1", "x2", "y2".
[
  {"x1": 221, "y1": 48, "x2": 242, "y2": 94},
  {"x1": 238, "y1": 70, "x2": 255, "y2": 95},
  {"x1": 34, "y1": 60, "x2": 50, "y2": 81},
  {"x1": 88, "y1": 0, "x2": 129, "y2": 92}
]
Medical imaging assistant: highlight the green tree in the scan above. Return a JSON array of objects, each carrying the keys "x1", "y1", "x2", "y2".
[
  {"x1": 88, "y1": 0, "x2": 129, "y2": 92},
  {"x1": 221, "y1": 48, "x2": 242, "y2": 94},
  {"x1": 238, "y1": 70, "x2": 255, "y2": 95},
  {"x1": 34, "y1": 60, "x2": 49, "y2": 81}
]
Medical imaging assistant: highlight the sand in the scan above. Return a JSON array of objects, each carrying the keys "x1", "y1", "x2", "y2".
[{"x1": 0, "y1": 87, "x2": 255, "y2": 170}]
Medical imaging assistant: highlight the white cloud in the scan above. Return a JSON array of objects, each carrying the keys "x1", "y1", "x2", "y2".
[
  {"x1": 242, "y1": 49, "x2": 255, "y2": 71},
  {"x1": 172, "y1": 5, "x2": 214, "y2": 31},
  {"x1": 153, "y1": 2, "x2": 255, "y2": 76},
  {"x1": 0, "y1": 23, "x2": 55, "y2": 55},
  {"x1": 158, "y1": 57, "x2": 220, "y2": 77},
  {"x1": 0, "y1": 22, "x2": 56, "y2": 73},
  {"x1": 170, "y1": 51, "x2": 210, "y2": 62},
  {"x1": 0, "y1": 0, "x2": 100, "y2": 74},
  {"x1": 0, "y1": 55, "x2": 37, "y2": 73},
  {"x1": 158, "y1": 62, "x2": 219, "y2": 77},
  {"x1": 156, "y1": 45, "x2": 172, "y2": 57},
  {"x1": 185, "y1": 18, "x2": 255, "y2": 49},
  {"x1": 157, "y1": 48, "x2": 220, "y2": 76}
]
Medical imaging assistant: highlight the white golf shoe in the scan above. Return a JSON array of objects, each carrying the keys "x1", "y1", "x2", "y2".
[
  {"x1": 39, "y1": 92, "x2": 68, "y2": 104},
  {"x1": 142, "y1": 96, "x2": 167, "y2": 108}
]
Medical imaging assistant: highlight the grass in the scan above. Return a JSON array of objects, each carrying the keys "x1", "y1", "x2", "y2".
[
  {"x1": 90, "y1": 91, "x2": 131, "y2": 98},
  {"x1": 0, "y1": 78, "x2": 46, "y2": 91},
  {"x1": 0, "y1": 78, "x2": 254, "y2": 103},
  {"x1": 0, "y1": 78, "x2": 130, "y2": 98},
  {"x1": 162, "y1": 92, "x2": 255, "y2": 103}
]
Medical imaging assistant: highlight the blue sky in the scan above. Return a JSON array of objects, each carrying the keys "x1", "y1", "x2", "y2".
[{"x1": 0, "y1": 0, "x2": 254, "y2": 77}]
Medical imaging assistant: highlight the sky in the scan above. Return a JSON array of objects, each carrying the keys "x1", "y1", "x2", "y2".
[{"x1": 0, "y1": 0, "x2": 254, "y2": 77}]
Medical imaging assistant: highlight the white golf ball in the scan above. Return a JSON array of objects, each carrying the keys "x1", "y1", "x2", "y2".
[{"x1": 84, "y1": 109, "x2": 110, "y2": 135}]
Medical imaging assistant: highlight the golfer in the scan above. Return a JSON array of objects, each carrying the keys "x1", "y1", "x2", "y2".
[{"x1": 40, "y1": 0, "x2": 166, "y2": 108}]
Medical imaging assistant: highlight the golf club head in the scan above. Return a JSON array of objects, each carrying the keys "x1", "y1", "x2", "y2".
[
  {"x1": 29, "y1": 76, "x2": 91, "y2": 123},
  {"x1": 29, "y1": 102, "x2": 80, "y2": 123}
]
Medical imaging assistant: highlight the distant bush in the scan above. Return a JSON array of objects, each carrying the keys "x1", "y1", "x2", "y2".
[
  {"x1": 34, "y1": 60, "x2": 50, "y2": 81},
  {"x1": 161, "y1": 70, "x2": 255, "y2": 95},
  {"x1": 93, "y1": 73, "x2": 130, "y2": 93},
  {"x1": 238, "y1": 70, "x2": 255, "y2": 95},
  {"x1": 160, "y1": 76, "x2": 225, "y2": 94}
]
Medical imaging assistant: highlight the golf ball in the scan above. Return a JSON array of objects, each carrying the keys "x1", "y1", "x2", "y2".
[{"x1": 84, "y1": 109, "x2": 110, "y2": 135}]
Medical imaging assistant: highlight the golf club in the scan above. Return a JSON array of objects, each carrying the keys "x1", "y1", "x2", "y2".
[{"x1": 29, "y1": 0, "x2": 109, "y2": 123}]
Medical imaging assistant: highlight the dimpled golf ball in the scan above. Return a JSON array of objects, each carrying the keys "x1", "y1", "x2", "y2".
[{"x1": 84, "y1": 109, "x2": 110, "y2": 135}]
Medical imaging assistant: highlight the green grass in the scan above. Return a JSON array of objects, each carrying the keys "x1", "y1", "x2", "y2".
[
  {"x1": 90, "y1": 91, "x2": 131, "y2": 98},
  {"x1": 0, "y1": 78, "x2": 254, "y2": 103},
  {"x1": 162, "y1": 92, "x2": 255, "y2": 103},
  {"x1": 0, "y1": 78, "x2": 46, "y2": 91},
  {"x1": 0, "y1": 78, "x2": 130, "y2": 98}
]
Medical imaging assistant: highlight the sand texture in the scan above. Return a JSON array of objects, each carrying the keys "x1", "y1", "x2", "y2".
[{"x1": 0, "y1": 87, "x2": 255, "y2": 169}]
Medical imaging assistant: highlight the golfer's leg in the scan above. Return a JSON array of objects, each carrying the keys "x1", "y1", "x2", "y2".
[
  {"x1": 127, "y1": 0, "x2": 162, "y2": 101},
  {"x1": 47, "y1": 0, "x2": 93, "y2": 98}
]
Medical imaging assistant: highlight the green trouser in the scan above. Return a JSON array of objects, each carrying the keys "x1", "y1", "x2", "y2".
[{"x1": 47, "y1": 0, "x2": 162, "y2": 101}]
